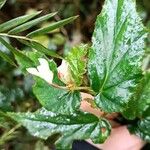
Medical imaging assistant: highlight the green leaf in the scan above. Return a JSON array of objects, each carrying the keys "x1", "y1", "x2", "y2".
[
  {"x1": 123, "y1": 73, "x2": 150, "y2": 120},
  {"x1": 88, "y1": 0, "x2": 147, "y2": 113},
  {"x1": 0, "y1": 86, "x2": 24, "y2": 111},
  {"x1": 0, "y1": 0, "x2": 6, "y2": 9},
  {"x1": 128, "y1": 117, "x2": 150, "y2": 142},
  {"x1": 25, "y1": 50, "x2": 45, "y2": 65},
  {"x1": 8, "y1": 108, "x2": 111, "y2": 149},
  {"x1": 29, "y1": 41, "x2": 63, "y2": 59},
  {"x1": 15, "y1": 52, "x2": 35, "y2": 72},
  {"x1": 0, "y1": 11, "x2": 41, "y2": 32},
  {"x1": 0, "y1": 111, "x2": 11, "y2": 129},
  {"x1": 9, "y1": 12, "x2": 57, "y2": 34},
  {"x1": 0, "y1": 37, "x2": 15, "y2": 66},
  {"x1": 27, "y1": 16, "x2": 78, "y2": 37},
  {"x1": 66, "y1": 44, "x2": 88, "y2": 86},
  {"x1": 0, "y1": 37, "x2": 34, "y2": 71},
  {"x1": 0, "y1": 37, "x2": 17, "y2": 54},
  {"x1": 33, "y1": 78, "x2": 81, "y2": 115},
  {"x1": 33, "y1": 60, "x2": 81, "y2": 115},
  {"x1": 0, "y1": 50, "x2": 16, "y2": 66}
]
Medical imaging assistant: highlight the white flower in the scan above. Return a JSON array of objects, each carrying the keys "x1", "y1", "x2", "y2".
[
  {"x1": 26, "y1": 58, "x2": 53, "y2": 84},
  {"x1": 57, "y1": 59, "x2": 73, "y2": 84}
]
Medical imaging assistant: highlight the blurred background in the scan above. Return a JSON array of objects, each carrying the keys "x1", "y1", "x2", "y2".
[{"x1": 0, "y1": 0, "x2": 150, "y2": 149}]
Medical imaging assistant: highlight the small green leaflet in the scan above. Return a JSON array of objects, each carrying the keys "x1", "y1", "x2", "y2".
[
  {"x1": 66, "y1": 44, "x2": 88, "y2": 86},
  {"x1": 0, "y1": 11, "x2": 41, "y2": 32},
  {"x1": 0, "y1": 0, "x2": 6, "y2": 9},
  {"x1": 8, "y1": 108, "x2": 111, "y2": 149},
  {"x1": 128, "y1": 117, "x2": 150, "y2": 142},
  {"x1": 88, "y1": 0, "x2": 147, "y2": 113},
  {"x1": 33, "y1": 60, "x2": 81, "y2": 115},
  {"x1": 0, "y1": 37, "x2": 16, "y2": 66},
  {"x1": 27, "y1": 16, "x2": 78, "y2": 37},
  {"x1": 0, "y1": 50, "x2": 16, "y2": 66},
  {"x1": 8, "y1": 12, "x2": 57, "y2": 34},
  {"x1": 123, "y1": 73, "x2": 150, "y2": 120}
]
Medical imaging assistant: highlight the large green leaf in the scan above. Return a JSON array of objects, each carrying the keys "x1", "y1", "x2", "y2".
[
  {"x1": 128, "y1": 117, "x2": 150, "y2": 142},
  {"x1": 8, "y1": 108, "x2": 111, "y2": 149},
  {"x1": 9, "y1": 12, "x2": 57, "y2": 34},
  {"x1": 88, "y1": 0, "x2": 147, "y2": 113},
  {"x1": 0, "y1": 11, "x2": 41, "y2": 32},
  {"x1": 33, "y1": 60, "x2": 81, "y2": 115},
  {"x1": 123, "y1": 73, "x2": 150, "y2": 119},
  {"x1": 0, "y1": 0, "x2": 6, "y2": 9},
  {"x1": 27, "y1": 16, "x2": 78, "y2": 37},
  {"x1": 66, "y1": 44, "x2": 88, "y2": 86}
]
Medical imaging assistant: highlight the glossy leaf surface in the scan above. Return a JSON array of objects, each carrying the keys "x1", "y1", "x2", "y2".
[
  {"x1": 128, "y1": 117, "x2": 150, "y2": 142},
  {"x1": 9, "y1": 108, "x2": 111, "y2": 149},
  {"x1": 88, "y1": 0, "x2": 147, "y2": 112}
]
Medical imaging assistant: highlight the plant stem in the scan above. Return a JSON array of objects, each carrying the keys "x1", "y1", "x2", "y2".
[
  {"x1": 50, "y1": 83, "x2": 95, "y2": 95},
  {"x1": 74, "y1": 86, "x2": 96, "y2": 95},
  {"x1": 0, "y1": 33, "x2": 36, "y2": 42},
  {"x1": 51, "y1": 83, "x2": 68, "y2": 90}
]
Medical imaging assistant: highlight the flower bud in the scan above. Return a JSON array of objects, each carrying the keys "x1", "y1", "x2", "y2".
[{"x1": 57, "y1": 60, "x2": 73, "y2": 85}]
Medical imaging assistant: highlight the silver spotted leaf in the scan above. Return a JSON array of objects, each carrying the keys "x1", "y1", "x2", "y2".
[
  {"x1": 128, "y1": 116, "x2": 150, "y2": 142},
  {"x1": 8, "y1": 108, "x2": 111, "y2": 149},
  {"x1": 123, "y1": 73, "x2": 150, "y2": 120},
  {"x1": 88, "y1": 0, "x2": 147, "y2": 113}
]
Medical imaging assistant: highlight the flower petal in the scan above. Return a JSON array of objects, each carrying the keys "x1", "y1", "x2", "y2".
[{"x1": 37, "y1": 58, "x2": 54, "y2": 84}]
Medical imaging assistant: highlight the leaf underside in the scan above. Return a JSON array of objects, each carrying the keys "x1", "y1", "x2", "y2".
[{"x1": 123, "y1": 73, "x2": 150, "y2": 120}]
